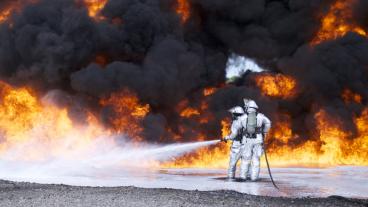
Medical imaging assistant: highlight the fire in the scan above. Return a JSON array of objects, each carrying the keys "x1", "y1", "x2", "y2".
[
  {"x1": 0, "y1": 6, "x2": 13, "y2": 24},
  {"x1": 268, "y1": 109, "x2": 368, "y2": 166},
  {"x1": 255, "y1": 74, "x2": 297, "y2": 98},
  {"x1": 180, "y1": 107, "x2": 200, "y2": 118},
  {"x1": 342, "y1": 89, "x2": 362, "y2": 104},
  {"x1": 0, "y1": 1, "x2": 39, "y2": 24},
  {"x1": 0, "y1": 81, "x2": 109, "y2": 160},
  {"x1": 266, "y1": 110, "x2": 367, "y2": 166},
  {"x1": 0, "y1": 78, "x2": 366, "y2": 168},
  {"x1": 100, "y1": 89, "x2": 150, "y2": 141},
  {"x1": 221, "y1": 118, "x2": 231, "y2": 138},
  {"x1": 0, "y1": 0, "x2": 108, "y2": 22},
  {"x1": 163, "y1": 107, "x2": 368, "y2": 168},
  {"x1": 203, "y1": 87, "x2": 217, "y2": 97},
  {"x1": 162, "y1": 119, "x2": 231, "y2": 168},
  {"x1": 0, "y1": 83, "x2": 41, "y2": 143},
  {"x1": 83, "y1": 0, "x2": 108, "y2": 20},
  {"x1": 177, "y1": 99, "x2": 201, "y2": 118},
  {"x1": 176, "y1": 0, "x2": 190, "y2": 23},
  {"x1": 178, "y1": 87, "x2": 218, "y2": 118},
  {"x1": 270, "y1": 116, "x2": 293, "y2": 144},
  {"x1": 311, "y1": 0, "x2": 367, "y2": 45},
  {"x1": 0, "y1": 1, "x2": 23, "y2": 24}
]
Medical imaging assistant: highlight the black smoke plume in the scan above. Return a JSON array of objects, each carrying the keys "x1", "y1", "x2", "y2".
[{"x1": 0, "y1": 0, "x2": 367, "y2": 144}]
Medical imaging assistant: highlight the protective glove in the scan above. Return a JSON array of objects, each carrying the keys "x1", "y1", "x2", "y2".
[
  {"x1": 220, "y1": 136, "x2": 229, "y2": 143},
  {"x1": 262, "y1": 133, "x2": 267, "y2": 141}
]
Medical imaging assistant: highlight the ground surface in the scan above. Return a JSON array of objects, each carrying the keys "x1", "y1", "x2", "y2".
[
  {"x1": 2, "y1": 167, "x2": 367, "y2": 198},
  {"x1": 0, "y1": 180, "x2": 367, "y2": 207}
]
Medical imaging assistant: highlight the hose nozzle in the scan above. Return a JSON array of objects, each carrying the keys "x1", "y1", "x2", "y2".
[{"x1": 220, "y1": 138, "x2": 227, "y2": 143}]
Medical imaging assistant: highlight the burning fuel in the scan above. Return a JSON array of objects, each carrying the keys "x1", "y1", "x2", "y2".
[
  {"x1": 254, "y1": 74, "x2": 297, "y2": 99},
  {"x1": 0, "y1": 0, "x2": 367, "y2": 173},
  {"x1": 82, "y1": 0, "x2": 108, "y2": 20},
  {"x1": 176, "y1": 0, "x2": 190, "y2": 23},
  {"x1": 311, "y1": 0, "x2": 367, "y2": 45}
]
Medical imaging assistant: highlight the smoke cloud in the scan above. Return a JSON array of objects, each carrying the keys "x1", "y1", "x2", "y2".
[{"x1": 0, "y1": 0, "x2": 367, "y2": 146}]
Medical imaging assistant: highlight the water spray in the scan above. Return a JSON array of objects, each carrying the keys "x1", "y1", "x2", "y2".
[
  {"x1": 136, "y1": 140, "x2": 221, "y2": 160},
  {"x1": 0, "y1": 138, "x2": 222, "y2": 185}
]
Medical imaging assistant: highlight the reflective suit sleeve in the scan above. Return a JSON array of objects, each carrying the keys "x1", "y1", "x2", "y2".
[
  {"x1": 260, "y1": 114, "x2": 271, "y2": 133},
  {"x1": 226, "y1": 116, "x2": 244, "y2": 140}
]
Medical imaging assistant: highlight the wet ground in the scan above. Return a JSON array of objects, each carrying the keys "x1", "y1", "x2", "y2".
[{"x1": 1, "y1": 166, "x2": 367, "y2": 199}]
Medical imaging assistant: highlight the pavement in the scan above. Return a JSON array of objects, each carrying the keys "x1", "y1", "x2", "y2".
[{"x1": 1, "y1": 166, "x2": 367, "y2": 198}]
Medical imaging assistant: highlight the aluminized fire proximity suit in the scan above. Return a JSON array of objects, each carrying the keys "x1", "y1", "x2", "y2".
[
  {"x1": 225, "y1": 100, "x2": 271, "y2": 181},
  {"x1": 226, "y1": 106, "x2": 245, "y2": 179}
]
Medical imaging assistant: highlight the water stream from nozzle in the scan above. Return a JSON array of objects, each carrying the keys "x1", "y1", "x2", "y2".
[
  {"x1": 0, "y1": 139, "x2": 221, "y2": 184},
  {"x1": 135, "y1": 140, "x2": 220, "y2": 161},
  {"x1": 86, "y1": 139, "x2": 221, "y2": 166}
]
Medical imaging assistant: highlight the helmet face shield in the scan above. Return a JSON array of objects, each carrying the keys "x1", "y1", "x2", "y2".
[
  {"x1": 243, "y1": 99, "x2": 250, "y2": 108},
  {"x1": 244, "y1": 99, "x2": 258, "y2": 111},
  {"x1": 233, "y1": 113, "x2": 243, "y2": 117},
  {"x1": 229, "y1": 106, "x2": 244, "y2": 115},
  {"x1": 248, "y1": 100, "x2": 258, "y2": 109}
]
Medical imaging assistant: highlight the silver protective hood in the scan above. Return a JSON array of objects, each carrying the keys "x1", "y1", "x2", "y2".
[{"x1": 229, "y1": 106, "x2": 245, "y2": 114}]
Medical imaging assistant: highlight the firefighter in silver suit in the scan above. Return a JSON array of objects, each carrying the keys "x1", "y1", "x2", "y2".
[
  {"x1": 224, "y1": 99, "x2": 271, "y2": 181},
  {"x1": 225, "y1": 106, "x2": 245, "y2": 179}
]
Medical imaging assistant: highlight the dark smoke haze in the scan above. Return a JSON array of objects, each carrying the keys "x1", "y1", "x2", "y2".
[{"x1": 0, "y1": 0, "x2": 367, "y2": 144}]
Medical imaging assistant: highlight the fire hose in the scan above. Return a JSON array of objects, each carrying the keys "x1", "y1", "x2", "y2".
[
  {"x1": 221, "y1": 137, "x2": 279, "y2": 190},
  {"x1": 262, "y1": 140, "x2": 279, "y2": 190}
]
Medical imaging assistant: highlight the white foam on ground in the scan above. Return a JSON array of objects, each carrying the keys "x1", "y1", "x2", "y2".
[
  {"x1": 1, "y1": 158, "x2": 367, "y2": 198},
  {"x1": 0, "y1": 132, "x2": 366, "y2": 199}
]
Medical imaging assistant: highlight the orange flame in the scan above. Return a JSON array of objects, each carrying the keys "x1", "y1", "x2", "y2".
[
  {"x1": 311, "y1": 0, "x2": 367, "y2": 45},
  {"x1": 0, "y1": 81, "x2": 366, "y2": 168},
  {"x1": 83, "y1": 0, "x2": 108, "y2": 20},
  {"x1": 176, "y1": 0, "x2": 190, "y2": 23},
  {"x1": 0, "y1": 1, "x2": 23, "y2": 24},
  {"x1": 0, "y1": 81, "x2": 110, "y2": 160},
  {"x1": 342, "y1": 89, "x2": 362, "y2": 104},
  {"x1": 255, "y1": 74, "x2": 297, "y2": 98},
  {"x1": 163, "y1": 108, "x2": 368, "y2": 168},
  {"x1": 100, "y1": 89, "x2": 150, "y2": 141},
  {"x1": 271, "y1": 115, "x2": 293, "y2": 144},
  {"x1": 203, "y1": 87, "x2": 217, "y2": 97},
  {"x1": 180, "y1": 107, "x2": 200, "y2": 118},
  {"x1": 267, "y1": 109, "x2": 368, "y2": 166},
  {"x1": 162, "y1": 118, "x2": 231, "y2": 168},
  {"x1": 0, "y1": 6, "x2": 13, "y2": 24},
  {"x1": 0, "y1": 1, "x2": 39, "y2": 24},
  {"x1": 177, "y1": 99, "x2": 201, "y2": 118}
]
